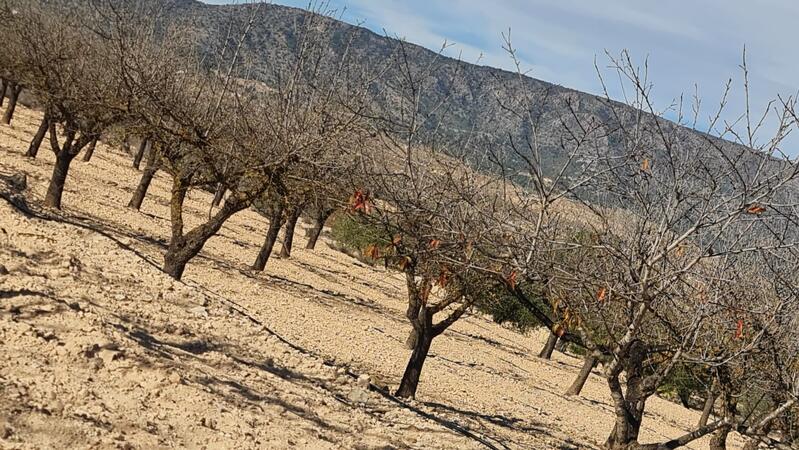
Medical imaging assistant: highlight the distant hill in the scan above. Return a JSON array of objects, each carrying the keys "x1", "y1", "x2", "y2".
[{"x1": 97, "y1": 1, "x2": 779, "y2": 184}]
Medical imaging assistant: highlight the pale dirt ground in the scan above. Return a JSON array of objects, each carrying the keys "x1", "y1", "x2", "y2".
[{"x1": 0, "y1": 104, "x2": 745, "y2": 449}]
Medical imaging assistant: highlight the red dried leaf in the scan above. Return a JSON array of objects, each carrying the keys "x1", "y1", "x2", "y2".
[
  {"x1": 735, "y1": 319, "x2": 744, "y2": 339},
  {"x1": 429, "y1": 239, "x2": 442, "y2": 250},
  {"x1": 507, "y1": 270, "x2": 518, "y2": 289}
]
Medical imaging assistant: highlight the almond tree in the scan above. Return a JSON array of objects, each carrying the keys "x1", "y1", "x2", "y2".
[
  {"x1": 1, "y1": 1, "x2": 126, "y2": 209},
  {"x1": 546, "y1": 52, "x2": 799, "y2": 449}
]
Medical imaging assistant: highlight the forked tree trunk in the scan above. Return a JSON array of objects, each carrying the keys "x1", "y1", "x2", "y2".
[
  {"x1": 82, "y1": 137, "x2": 98, "y2": 162},
  {"x1": 566, "y1": 351, "x2": 599, "y2": 396},
  {"x1": 279, "y1": 206, "x2": 302, "y2": 258},
  {"x1": 2, "y1": 83, "x2": 22, "y2": 125},
  {"x1": 211, "y1": 184, "x2": 225, "y2": 208},
  {"x1": 252, "y1": 204, "x2": 285, "y2": 271},
  {"x1": 395, "y1": 323, "x2": 433, "y2": 399},
  {"x1": 128, "y1": 146, "x2": 159, "y2": 210},
  {"x1": 26, "y1": 112, "x2": 49, "y2": 158},
  {"x1": 132, "y1": 138, "x2": 148, "y2": 170},
  {"x1": 538, "y1": 331, "x2": 558, "y2": 359},
  {"x1": 305, "y1": 209, "x2": 333, "y2": 250},
  {"x1": 604, "y1": 341, "x2": 648, "y2": 449},
  {"x1": 162, "y1": 178, "x2": 246, "y2": 280},
  {"x1": 44, "y1": 150, "x2": 77, "y2": 209}
]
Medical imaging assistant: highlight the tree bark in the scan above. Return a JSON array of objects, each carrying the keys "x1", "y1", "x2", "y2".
[
  {"x1": 44, "y1": 150, "x2": 76, "y2": 209},
  {"x1": 163, "y1": 178, "x2": 245, "y2": 280},
  {"x1": 709, "y1": 427, "x2": 730, "y2": 450},
  {"x1": 305, "y1": 209, "x2": 333, "y2": 250},
  {"x1": 127, "y1": 146, "x2": 159, "y2": 210},
  {"x1": 395, "y1": 325, "x2": 433, "y2": 399},
  {"x1": 26, "y1": 112, "x2": 49, "y2": 158},
  {"x1": 0, "y1": 79, "x2": 6, "y2": 107},
  {"x1": 82, "y1": 137, "x2": 98, "y2": 162},
  {"x1": 252, "y1": 203, "x2": 285, "y2": 271},
  {"x1": 279, "y1": 206, "x2": 302, "y2": 258},
  {"x1": 604, "y1": 341, "x2": 648, "y2": 449},
  {"x1": 566, "y1": 351, "x2": 599, "y2": 396},
  {"x1": 211, "y1": 184, "x2": 225, "y2": 208},
  {"x1": 405, "y1": 328, "x2": 418, "y2": 350},
  {"x1": 132, "y1": 138, "x2": 148, "y2": 170},
  {"x1": 538, "y1": 331, "x2": 559, "y2": 359},
  {"x1": 2, "y1": 83, "x2": 22, "y2": 125},
  {"x1": 698, "y1": 382, "x2": 717, "y2": 428}
]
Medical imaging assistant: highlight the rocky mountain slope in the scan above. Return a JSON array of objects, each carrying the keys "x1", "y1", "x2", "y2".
[{"x1": 0, "y1": 105, "x2": 746, "y2": 448}]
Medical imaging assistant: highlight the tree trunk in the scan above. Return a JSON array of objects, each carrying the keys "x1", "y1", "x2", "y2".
[
  {"x1": 405, "y1": 328, "x2": 418, "y2": 350},
  {"x1": 82, "y1": 137, "x2": 98, "y2": 162},
  {"x1": 555, "y1": 338, "x2": 569, "y2": 353},
  {"x1": 604, "y1": 341, "x2": 648, "y2": 449},
  {"x1": 26, "y1": 112, "x2": 49, "y2": 158},
  {"x1": 2, "y1": 83, "x2": 22, "y2": 125},
  {"x1": 44, "y1": 150, "x2": 76, "y2": 209},
  {"x1": 252, "y1": 204, "x2": 285, "y2": 271},
  {"x1": 128, "y1": 146, "x2": 159, "y2": 210},
  {"x1": 709, "y1": 427, "x2": 730, "y2": 450},
  {"x1": 566, "y1": 351, "x2": 599, "y2": 396},
  {"x1": 305, "y1": 209, "x2": 333, "y2": 250},
  {"x1": 538, "y1": 331, "x2": 559, "y2": 359},
  {"x1": 211, "y1": 184, "x2": 225, "y2": 208},
  {"x1": 163, "y1": 190, "x2": 245, "y2": 280},
  {"x1": 279, "y1": 206, "x2": 302, "y2": 258},
  {"x1": 698, "y1": 386, "x2": 717, "y2": 428},
  {"x1": 395, "y1": 326, "x2": 433, "y2": 399},
  {"x1": 0, "y1": 79, "x2": 6, "y2": 107},
  {"x1": 132, "y1": 138, "x2": 148, "y2": 170}
]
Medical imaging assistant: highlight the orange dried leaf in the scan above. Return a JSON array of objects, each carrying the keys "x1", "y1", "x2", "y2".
[
  {"x1": 429, "y1": 239, "x2": 442, "y2": 250},
  {"x1": 735, "y1": 319, "x2": 744, "y2": 339},
  {"x1": 392, "y1": 234, "x2": 403, "y2": 245},
  {"x1": 641, "y1": 158, "x2": 650, "y2": 172},
  {"x1": 747, "y1": 204, "x2": 766, "y2": 215},
  {"x1": 363, "y1": 244, "x2": 380, "y2": 260},
  {"x1": 398, "y1": 256, "x2": 412, "y2": 271},
  {"x1": 507, "y1": 270, "x2": 518, "y2": 289},
  {"x1": 553, "y1": 324, "x2": 566, "y2": 337},
  {"x1": 597, "y1": 287, "x2": 607, "y2": 303}
]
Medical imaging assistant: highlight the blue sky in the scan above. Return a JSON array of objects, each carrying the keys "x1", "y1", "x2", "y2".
[{"x1": 202, "y1": 0, "x2": 799, "y2": 153}]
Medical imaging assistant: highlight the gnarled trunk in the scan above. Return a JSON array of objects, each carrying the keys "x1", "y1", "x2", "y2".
[
  {"x1": 163, "y1": 176, "x2": 245, "y2": 280},
  {"x1": 82, "y1": 137, "x2": 98, "y2": 162},
  {"x1": 566, "y1": 351, "x2": 599, "y2": 396},
  {"x1": 26, "y1": 112, "x2": 49, "y2": 158},
  {"x1": 279, "y1": 206, "x2": 302, "y2": 258},
  {"x1": 44, "y1": 150, "x2": 76, "y2": 209},
  {"x1": 252, "y1": 203, "x2": 285, "y2": 271},
  {"x1": 538, "y1": 331, "x2": 558, "y2": 359},
  {"x1": 305, "y1": 209, "x2": 333, "y2": 250},
  {"x1": 604, "y1": 341, "x2": 648, "y2": 450},
  {"x1": 2, "y1": 83, "x2": 21, "y2": 125}
]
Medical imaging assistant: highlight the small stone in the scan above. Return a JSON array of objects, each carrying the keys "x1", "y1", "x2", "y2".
[
  {"x1": 188, "y1": 306, "x2": 208, "y2": 318},
  {"x1": 113, "y1": 293, "x2": 126, "y2": 301},
  {"x1": 0, "y1": 265, "x2": 9, "y2": 276},
  {"x1": 356, "y1": 374, "x2": 371, "y2": 389},
  {"x1": 168, "y1": 372, "x2": 182, "y2": 384},
  {"x1": 347, "y1": 387, "x2": 369, "y2": 404},
  {"x1": 98, "y1": 349, "x2": 122, "y2": 366}
]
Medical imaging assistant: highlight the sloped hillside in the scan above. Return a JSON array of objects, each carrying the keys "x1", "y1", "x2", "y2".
[{"x1": 0, "y1": 104, "x2": 743, "y2": 449}]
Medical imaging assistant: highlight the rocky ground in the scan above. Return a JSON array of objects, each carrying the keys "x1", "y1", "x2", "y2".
[{"x1": 0, "y1": 104, "x2": 744, "y2": 449}]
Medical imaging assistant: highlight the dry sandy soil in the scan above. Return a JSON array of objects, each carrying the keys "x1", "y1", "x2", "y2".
[{"x1": 0, "y1": 104, "x2": 745, "y2": 449}]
